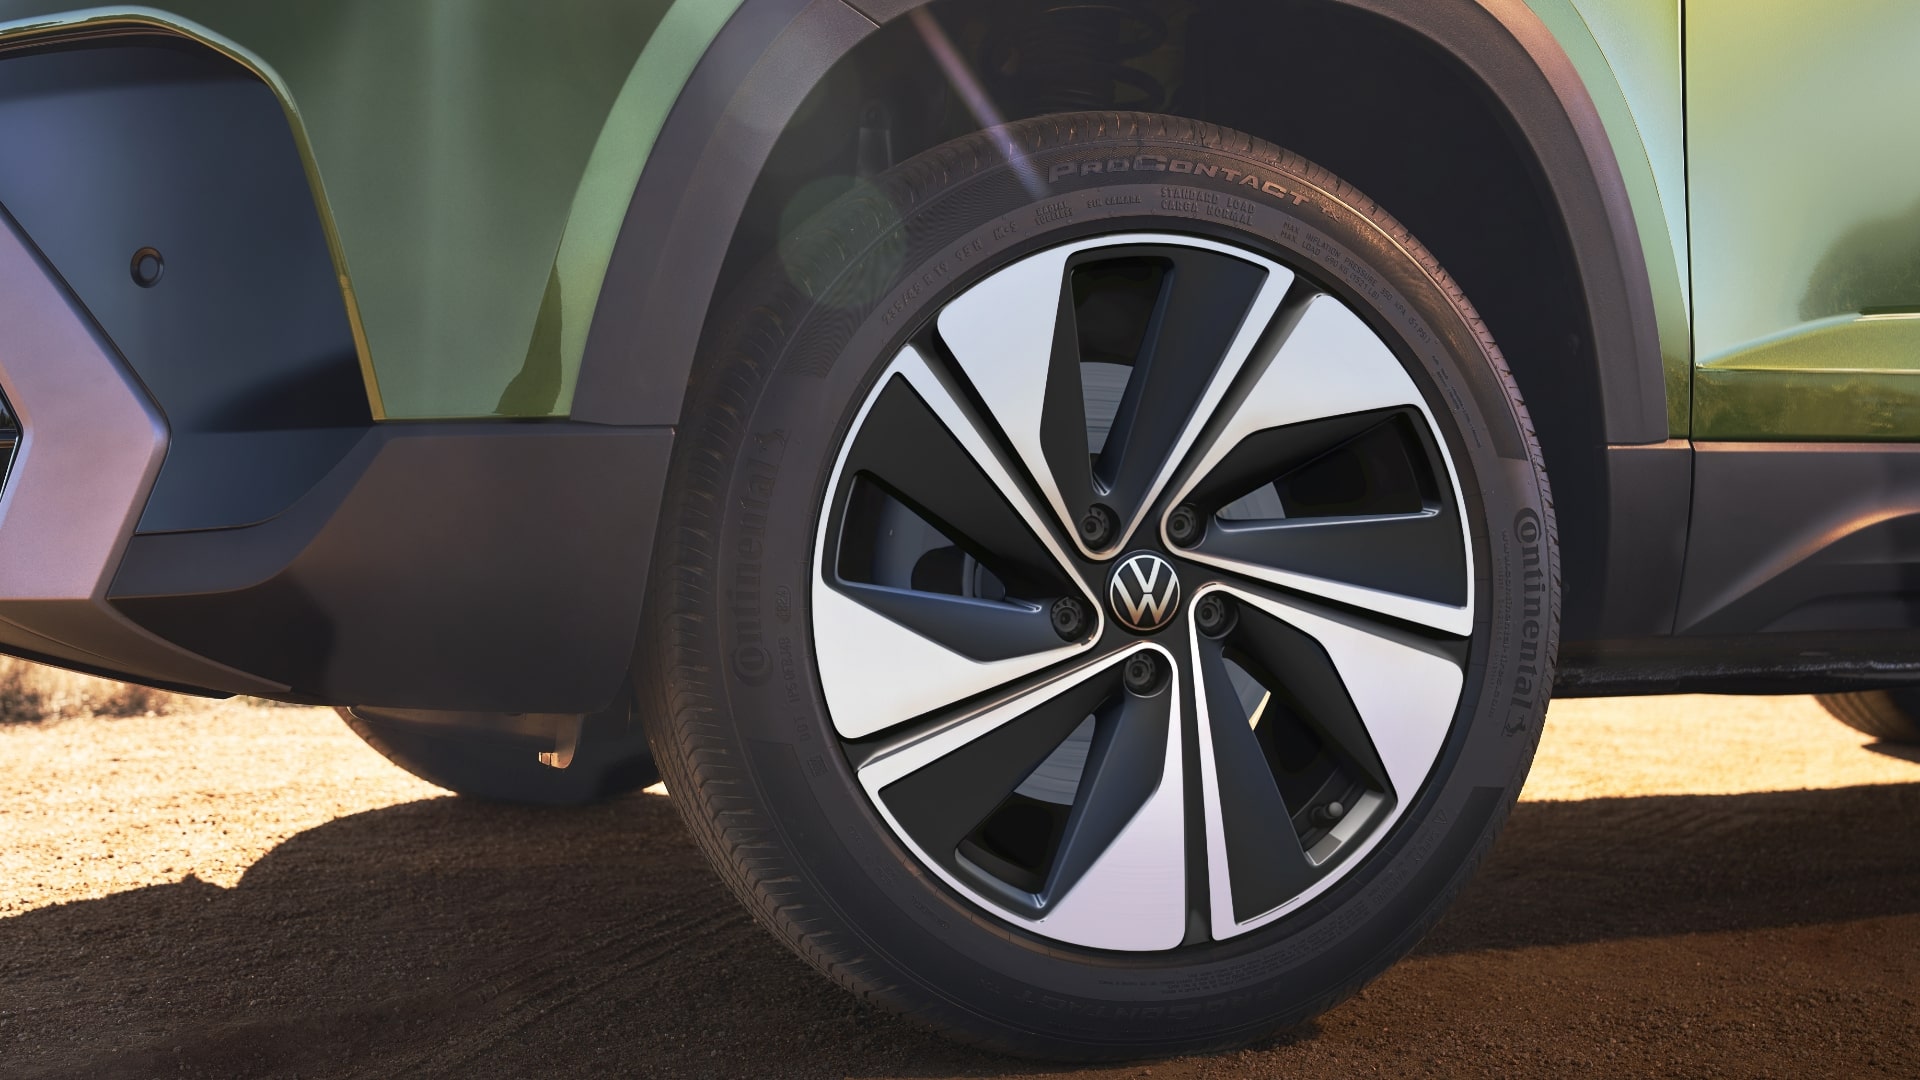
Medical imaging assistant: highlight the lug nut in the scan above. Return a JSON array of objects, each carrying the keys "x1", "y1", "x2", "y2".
[
  {"x1": 1167, "y1": 504, "x2": 1204, "y2": 547},
  {"x1": 1194, "y1": 593, "x2": 1236, "y2": 638},
  {"x1": 1122, "y1": 652, "x2": 1168, "y2": 696},
  {"x1": 1310, "y1": 801, "x2": 1348, "y2": 828},
  {"x1": 1049, "y1": 596, "x2": 1089, "y2": 641},
  {"x1": 1078, "y1": 503, "x2": 1118, "y2": 548}
]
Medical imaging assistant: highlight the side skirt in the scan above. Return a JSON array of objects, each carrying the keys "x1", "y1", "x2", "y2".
[
  {"x1": 1566, "y1": 441, "x2": 1920, "y2": 696},
  {"x1": 1560, "y1": 633, "x2": 1920, "y2": 697}
]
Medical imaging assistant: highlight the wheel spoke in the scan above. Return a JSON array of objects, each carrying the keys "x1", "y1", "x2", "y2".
[
  {"x1": 867, "y1": 659, "x2": 1115, "y2": 871},
  {"x1": 938, "y1": 234, "x2": 1294, "y2": 555},
  {"x1": 1204, "y1": 512, "x2": 1464, "y2": 609},
  {"x1": 1191, "y1": 583, "x2": 1462, "y2": 937},
  {"x1": 1192, "y1": 635, "x2": 1317, "y2": 925},
  {"x1": 832, "y1": 585, "x2": 1062, "y2": 663},
  {"x1": 1039, "y1": 674, "x2": 1174, "y2": 917},
  {"x1": 1167, "y1": 294, "x2": 1473, "y2": 635},
  {"x1": 857, "y1": 646, "x2": 1189, "y2": 951},
  {"x1": 831, "y1": 352, "x2": 1080, "y2": 595},
  {"x1": 816, "y1": 345, "x2": 1098, "y2": 740},
  {"x1": 1214, "y1": 584, "x2": 1462, "y2": 818},
  {"x1": 1182, "y1": 408, "x2": 1466, "y2": 608}
]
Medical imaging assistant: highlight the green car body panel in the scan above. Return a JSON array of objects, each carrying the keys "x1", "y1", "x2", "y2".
[
  {"x1": 0, "y1": 0, "x2": 743, "y2": 420},
  {"x1": 1687, "y1": 0, "x2": 1920, "y2": 440},
  {"x1": 1524, "y1": 0, "x2": 1920, "y2": 443},
  {"x1": 2, "y1": 2, "x2": 1912, "y2": 436},
  {"x1": 1526, "y1": 0, "x2": 1691, "y2": 436},
  {"x1": 0, "y1": 0, "x2": 1698, "y2": 431}
]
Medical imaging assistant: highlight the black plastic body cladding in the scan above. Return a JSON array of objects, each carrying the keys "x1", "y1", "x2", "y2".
[
  {"x1": 110, "y1": 423, "x2": 670, "y2": 711},
  {"x1": 0, "y1": 36, "x2": 369, "y2": 534}
]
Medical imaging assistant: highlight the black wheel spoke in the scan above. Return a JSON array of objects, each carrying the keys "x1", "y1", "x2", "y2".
[
  {"x1": 830, "y1": 370, "x2": 1077, "y2": 598},
  {"x1": 815, "y1": 347, "x2": 1100, "y2": 741},
  {"x1": 938, "y1": 239, "x2": 1293, "y2": 554},
  {"x1": 876, "y1": 665, "x2": 1117, "y2": 880},
  {"x1": 1189, "y1": 582, "x2": 1463, "y2": 935},
  {"x1": 1194, "y1": 635, "x2": 1317, "y2": 922},
  {"x1": 1221, "y1": 600, "x2": 1393, "y2": 788},
  {"x1": 1179, "y1": 408, "x2": 1466, "y2": 607},
  {"x1": 854, "y1": 647, "x2": 1192, "y2": 948},
  {"x1": 1042, "y1": 677, "x2": 1172, "y2": 905},
  {"x1": 1039, "y1": 246, "x2": 1274, "y2": 547},
  {"x1": 1167, "y1": 293, "x2": 1473, "y2": 635}
]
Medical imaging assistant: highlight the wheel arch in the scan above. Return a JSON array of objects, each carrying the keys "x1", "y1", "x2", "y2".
[{"x1": 575, "y1": 0, "x2": 1681, "y2": 638}]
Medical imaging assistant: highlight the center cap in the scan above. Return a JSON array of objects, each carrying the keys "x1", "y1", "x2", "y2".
[{"x1": 1108, "y1": 551, "x2": 1182, "y2": 633}]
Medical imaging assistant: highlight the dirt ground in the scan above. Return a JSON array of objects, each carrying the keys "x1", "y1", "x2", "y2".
[{"x1": 2, "y1": 692, "x2": 1917, "y2": 1079}]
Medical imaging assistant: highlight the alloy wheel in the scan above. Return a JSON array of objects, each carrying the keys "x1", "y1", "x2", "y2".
[{"x1": 813, "y1": 233, "x2": 1472, "y2": 952}]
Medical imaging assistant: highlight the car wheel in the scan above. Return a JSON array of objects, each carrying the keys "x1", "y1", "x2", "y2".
[
  {"x1": 337, "y1": 688, "x2": 657, "y2": 805},
  {"x1": 1816, "y1": 690, "x2": 1920, "y2": 744},
  {"x1": 640, "y1": 112, "x2": 1558, "y2": 1058}
]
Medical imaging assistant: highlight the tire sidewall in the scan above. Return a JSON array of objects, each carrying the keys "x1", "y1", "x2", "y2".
[{"x1": 659, "y1": 120, "x2": 1554, "y2": 1050}]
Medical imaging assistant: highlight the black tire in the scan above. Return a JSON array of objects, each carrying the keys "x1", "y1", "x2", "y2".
[
  {"x1": 1817, "y1": 690, "x2": 1920, "y2": 743},
  {"x1": 639, "y1": 113, "x2": 1559, "y2": 1059},
  {"x1": 337, "y1": 689, "x2": 657, "y2": 805}
]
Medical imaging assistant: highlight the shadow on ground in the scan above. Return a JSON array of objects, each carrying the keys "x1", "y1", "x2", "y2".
[
  {"x1": 1871, "y1": 740, "x2": 1920, "y2": 765},
  {"x1": 3, "y1": 783, "x2": 1918, "y2": 1079}
]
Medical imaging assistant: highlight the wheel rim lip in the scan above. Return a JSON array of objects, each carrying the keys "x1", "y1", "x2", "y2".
[{"x1": 809, "y1": 229, "x2": 1476, "y2": 952}]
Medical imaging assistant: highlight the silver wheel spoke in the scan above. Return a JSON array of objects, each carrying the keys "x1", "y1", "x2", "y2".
[
  {"x1": 815, "y1": 345, "x2": 1097, "y2": 740},
  {"x1": 1191, "y1": 583, "x2": 1463, "y2": 938},
  {"x1": 938, "y1": 234, "x2": 1295, "y2": 557},
  {"x1": 1166, "y1": 294, "x2": 1474, "y2": 636},
  {"x1": 858, "y1": 645, "x2": 1189, "y2": 951}
]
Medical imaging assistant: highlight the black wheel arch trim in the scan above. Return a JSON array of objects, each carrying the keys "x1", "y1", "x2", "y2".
[{"x1": 572, "y1": 0, "x2": 1669, "y2": 450}]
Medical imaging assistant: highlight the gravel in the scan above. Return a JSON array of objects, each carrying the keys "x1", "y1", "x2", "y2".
[{"x1": 1, "y1": 694, "x2": 1916, "y2": 1078}]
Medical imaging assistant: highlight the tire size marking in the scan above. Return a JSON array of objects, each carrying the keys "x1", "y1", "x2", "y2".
[
  {"x1": 1158, "y1": 186, "x2": 1256, "y2": 226},
  {"x1": 777, "y1": 636, "x2": 804, "y2": 709}
]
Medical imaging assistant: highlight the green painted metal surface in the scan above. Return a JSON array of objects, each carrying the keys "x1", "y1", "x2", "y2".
[
  {"x1": 1694, "y1": 315, "x2": 1920, "y2": 439},
  {"x1": 1525, "y1": 0, "x2": 1690, "y2": 436},
  {"x1": 0, "y1": 1, "x2": 744, "y2": 419},
  {"x1": 20, "y1": 2, "x2": 1911, "y2": 441},
  {"x1": 1688, "y1": 0, "x2": 1920, "y2": 440}
]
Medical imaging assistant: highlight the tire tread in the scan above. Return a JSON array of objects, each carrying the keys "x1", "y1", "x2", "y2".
[{"x1": 1817, "y1": 691, "x2": 1920, "y2": 743}]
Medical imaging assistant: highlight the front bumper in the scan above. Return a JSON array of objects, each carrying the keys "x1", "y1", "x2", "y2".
[
  {"x1": 0, "y1": 210, "x2": 283, "y2": 695},
  {"x1": 0, "y1": 208, "x2": 673, "y2": 709}
]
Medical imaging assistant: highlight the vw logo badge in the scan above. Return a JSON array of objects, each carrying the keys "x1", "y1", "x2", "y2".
[{"x1": 1108, "y1": 552, "x2": 1181, "y2": 633}]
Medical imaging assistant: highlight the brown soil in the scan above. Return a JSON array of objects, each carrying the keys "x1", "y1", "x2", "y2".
[{"x1": 2, "y1": 692, "x2": 1917, "y2": 1078}]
